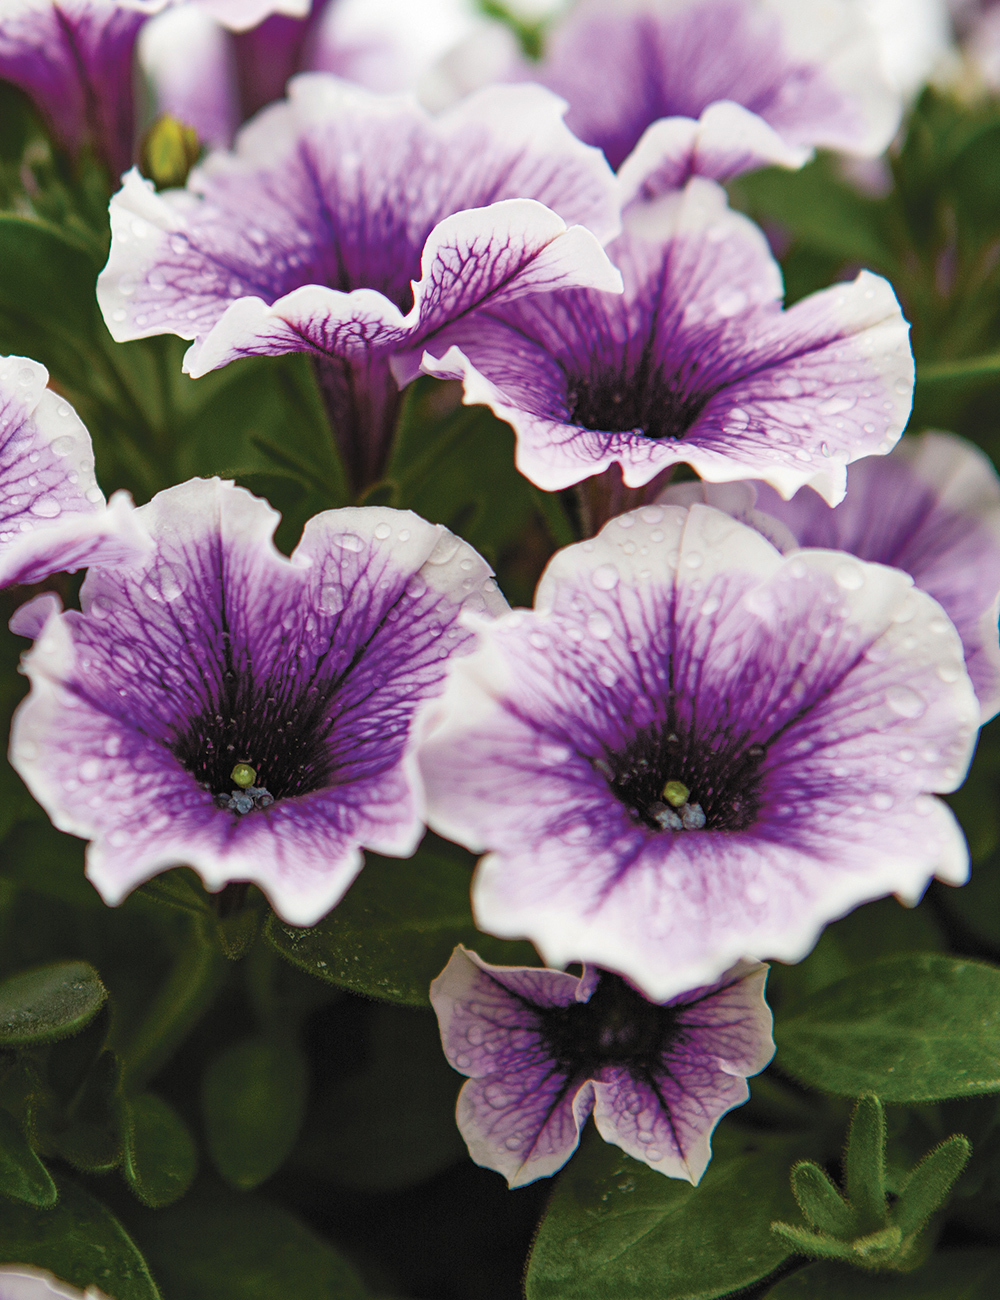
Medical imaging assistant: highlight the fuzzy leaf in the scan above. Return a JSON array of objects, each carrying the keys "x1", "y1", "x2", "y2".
[
  {"x1": 266, "y1": 847, "x2": 538, "y2": 1006},
  {"x1": 790, "y1": 1162, "x2": 855, "y2": 1238},
  {"x1": 0, "y1": 1175, "x2": 161, "y2": 1300},
  {"x1": 202, "y1": 1035, "x2": 308, "y2": 1190},
  {"x1": 894, "y1": 1136, "x2": 972, "y2": 1238},
  {"x1": 0, "y1": 1106, "x2": 57, "y2": 1207},
  {"x1": 122, "y1": 1092, "x2": 198, "y2": 1208},
  {"x1": 845, "y1": 1096, "x2": 888, "y2": 1234},
  {"x1": 0, "y1": 961, "x2": 107, "y2": 1046},
  {"x1": 776, "y1": 956, "x2": 1000, "y2": 1100}
]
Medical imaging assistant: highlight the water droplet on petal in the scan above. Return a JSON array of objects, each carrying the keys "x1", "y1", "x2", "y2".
[
  {"x1": 29, "y1": 498, "x2": 61, "y2": 518},
  {"x1": 587, "y1": 611, "x2": 614, "y2": 640},
  {"x1": 373, "y1": 522, "x2": 392, "y2": 541},
  {"x1": 319, "y1": 582, "x2": 345, "y2": 613},
  {"x1": 591, "y1": 564, "x2": 619, "y2": 591},
  {"x1": 334, "y1": 532, "x2": 364, "y2": 552},
  {"x1": 886, "y1": 685, "x2": 925, "y2": 718},
  {"x1": 834, "y1": 562, "x2": 864, "y2": 590}
]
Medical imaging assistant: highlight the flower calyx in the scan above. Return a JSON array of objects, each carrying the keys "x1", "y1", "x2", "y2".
[{"x1": 771, "y1": 1094, "x2": 971, "y2": 1272}]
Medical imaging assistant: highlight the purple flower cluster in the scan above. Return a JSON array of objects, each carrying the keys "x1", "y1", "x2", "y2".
[{"x1": 2, "y1": 0, "x2": 995, "y2": 1194}]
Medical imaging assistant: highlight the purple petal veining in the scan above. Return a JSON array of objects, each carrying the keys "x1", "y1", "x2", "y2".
[
  {"x1": 10, "y1": 478, "x2": 507, "y2": 924},
  {"x1": 430, "y1": 946, "x2": 774, "y2": 1186},
  {"x1": 0, "y1": 354, "x2": 146, "y2": 590},
  {"x1": 422, "y1": 178, "x2": 913, "y2": 502},
  {"x1": 419, "y1": 503, "x2": 979, "y2": 1000},
  {"x1": 98, "y1": 74, "x2": 622, "y2": 491},
  {"x1": 665, "y1": 433, "x2": 1000, "y2": 722}
]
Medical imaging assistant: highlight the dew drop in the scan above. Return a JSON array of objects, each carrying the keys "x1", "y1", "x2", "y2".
[
  {"x1": 334, "y1": 532, "x2": 364, "y2": 552},
  {"x1": 318, "y1": 582, "x2": 344, "y2": 613},
  {"x1": 587, "y1": 611, "x2": 614, "y2": 640},
  {"x1": 886, "y1": 685, "x2": 925, "y2": 718},
  {"x1": 373, "y1": 522, "x2": 392, "y2": 541},
  {"x1": 29, "y1": 498, "x2": 61, "y2": 518},
  {"x1": 834, "y1": 562, "x2": 864, "y2": 590},
  {"x1": 591, "y1": 563, "x2": 619, "y2": 591}
]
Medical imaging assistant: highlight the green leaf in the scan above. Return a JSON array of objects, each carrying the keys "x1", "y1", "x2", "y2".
[
  {"x1": 894, "y1": 1136, "x2": 972, "y2": 1238},
  {"x1": 766, "y1": 1250, "x2": 1000, "y2": 1297},
  {"x1": 53, "y1": 1050, "x2": 123, "y2": 1175},
  {"x1": 525, "y1": 1130, "x2": 809, "y2": 1300},
  {"x1": 775, "y1": 955, "x2": 1000, "y2": 1101},
  {"x1": 202, "y1": 1035, "x2": 308, "y2": 1189},
  {"x1": 0, "y1": 1106, "x2": 57, "y2": 1207},
  {"x1": 121, "y1": 1092, "x2": 198, "y2": 1208},
  {"x1": 845, "y1": 1096, "x2": 888, "y2": 1234},
  {"x1": 296, "y1": 1004, "x2": 464, "y2": 1190},
  {"x1": 266, "y1": 846, "x2": 538, "y2": 1006},
  {"x1": 132, "y1": 1186, "x2": 368, "y2": 1300},
  {"x1": 0, "y1": 1175, "x2": 161, "y2": 1300},
  {"x1": 0, "y1": 961, "x2": 107, "y2": 1046},
  {"x1": 790, "y1": 1162, "x2": 854, "y2": 1238}
]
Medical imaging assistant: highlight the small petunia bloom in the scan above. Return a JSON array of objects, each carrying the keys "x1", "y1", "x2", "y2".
[
  {"x1": 97, "y1": 73, "x2": 622, "y2": 492},
  {"x1": 9, "y1": 478, "x2": 507, "y2": 924},
  {"x1": 422, "y1": 178, "x2": 913, "y2": 501},
  {"x1": 528, "y1": 0, "x2": 900, "y2": 199},
  {"x1": 0, "y1": 354, "x2": 146, "y2": 590},
  {"x1": 419, "y1": 503, "x2": 979, "y2": 1001},
  {"x1": 0, "y1": 1267, "x2": 108, "y2": 1300},
  {"x1": 430, "y1": 946, "x2": 774, "y2": 1187},
  {"x1": 664, "y1": 432, "x2": 1000, "y2": 723}
]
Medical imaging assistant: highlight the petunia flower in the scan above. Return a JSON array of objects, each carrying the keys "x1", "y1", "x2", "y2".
[
  {"x1": 97, "y1": 73, "x2": 623, "y2": 493},
  {"x1": 418, "y1": 502, "x2": 979, "y2": 1000},
  {"x1": 0, "y1": 353, "x2": 146, "y2": 590},
  {"x1": 530, "y1": 0, "x2": 901, "y2": 200},
  {"x1": 9, "y1": 477, "x2": 507, "y2": 924},
  {"x1": 0, "y1": 1267, "x2": 108, "y2": 1300},
  {"x1": 140, "y1": 0, "x2": 489, "y2": 147},
  {"x1": 0, "y1": 2, "x2": 311, "y2": 176},
  {"x1": 430, "y1": 946, "x2": 774, "y2": 1187},
  {"x1": 663, "y1": 432, "x2": 1000, "y2": 723},
  {"x1": 422, "y1": 178, "x2": 913, "y2": 501}
]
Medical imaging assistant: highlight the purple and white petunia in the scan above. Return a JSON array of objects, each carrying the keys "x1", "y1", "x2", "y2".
[
  {"x1": 0, "y1": 1, "x2": 146, "y2": 175},
  {"x1": 0, "y1": 0, "x2": 313, "y2": 175},
  {"x1": 423, "y1": 178, "x2": 913, "y2": 500},
  {"x1": 0, "y1": 1268, "x2": 108, "y2": 1300},
  {"x1": 430, "y1": 947, "x2": 773, "y2": 1187},
  {"x1": 97, "y1": 73, "x2": 622, "y2": 492},
  {"x1": 526, "y1": 0, "x2": 901, "y2": 199},
  {"x1": 0, "y1": 354, "x2": 146, "y2": 590},
  {"x1": 664, "y1": 432, "x2": 1000, "y2": 722},
  {"x1": 139, "y1": 0, "x2": 485, "y2": 147},
  {"x1": 9, "y1": 477, "x2": 507, "y2": 924},
  {"x1": 419, "y1": 502, "x2": 979, "y2": 1000}
]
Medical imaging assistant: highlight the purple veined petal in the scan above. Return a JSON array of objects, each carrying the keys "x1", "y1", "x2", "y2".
[
  {"x1": 430, "y1": 946, "x2": 599, "y2": 1187},
  {"x1": 0, "y1": 1268, "x2": 109, "y2": 1299},
  {"x1": 0, "y1": 355, "x2": 149, "y2": 589},
  {"x1": 741, "y1": 432, "x2": 1000, "y2": 723},
  {"x1": 592, "y1": 960, "x2": 773, "y2": 1182},
  {"x1": 0, "y1": 0, "x2": 146, "y2": 176},
  {"x1": 616, "y1": 101, "x2": 811, "y2": 207},
  {"x1": 421, "y1": 177, "x2": 913, "y2": 499},
  {"x1": 537, "y1": 0, "x2": 901, "y2": 173},
  {"x1": 10, "y1": 478, "x2": 507, "y2": 924},
  {"x1": 430, "y1": 948, "x2": 773, "y2": 1185},
  {"x1": 98, "y1": 75, "x2": 622, "y2": 363},
  {"x1": 138, "y1": 5, "x2": 238, "y2": 146},
  {"x1": 419, "y1": 503, "x2": 979, "y2": 999}
]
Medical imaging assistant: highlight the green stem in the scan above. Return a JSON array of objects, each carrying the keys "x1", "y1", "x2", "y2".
[{"x1": 118, "y1": 914, "x2": 228, "y2": 1092}]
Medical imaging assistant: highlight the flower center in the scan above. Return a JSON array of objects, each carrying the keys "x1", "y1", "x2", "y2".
[
  {"x1": 537, "y1": 972, "x2": 680, "y2": 1075},
  {"x1": 170, "y1": 674, "x2": 337, "y2": 811},
  {"x1": 568, "y1": 362, "x2": 712, "y2": 440},
  {"x1": 598, "y1": 728, "x2": 765, "y2": 832}
]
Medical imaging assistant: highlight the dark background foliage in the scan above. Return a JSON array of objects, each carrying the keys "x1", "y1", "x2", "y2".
[{"x1": 4, "y1": 54, "x2": 1000, "y2": 1300}]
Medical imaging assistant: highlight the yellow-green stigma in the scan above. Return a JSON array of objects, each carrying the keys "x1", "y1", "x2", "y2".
[
  {"x1": 231, "y1": 763, "x2": 257, "y2": 789},
  {"x1": 661, "y1": 780, "x2": 690, "y2": 808}
]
